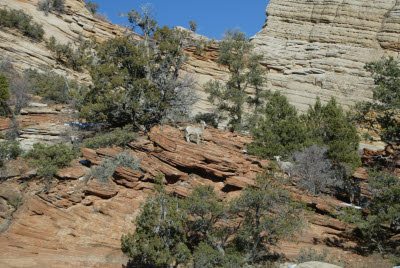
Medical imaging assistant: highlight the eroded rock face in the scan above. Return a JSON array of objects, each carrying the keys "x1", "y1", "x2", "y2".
[
  {"x1": 251, "y1": 0, "x2": 400, "y2": 112},
  {"x1": 0, "y1": 124, "x2": 371, "y2": 266}
]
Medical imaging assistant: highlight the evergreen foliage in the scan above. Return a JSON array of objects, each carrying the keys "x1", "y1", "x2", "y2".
[
  {"x1": 86, "y1": 1, "x2": 99, "y2": 14},
  {"x1": 80, "y1": 10, "x2": 196, "y2": 131},
  {"x1": 248, "y1": 91, "x2": 309, "y2": 158},
  {"x1": 342, "y1": 170, "x2": 400, "y2": 256},
  {"x1": 0, "y1": 59, "x2": 31, "y2": 115},
  {"x1": 121, "y1": 175, "x2": 190, "y2": 267},
  {"x1": 355, "y1": 57, "x2": 400, "y2": 156},
  {"x1": 189, "y1": 20, "x2": 197, "y2": 32},
  {"x1": 0, "y1": 73, "x2": 12, "y2": 117},
  {"x1": 249, "y1": 94, "x2": 360, "y2": 171},
  {"x1": 82, "y1": 126, "x2": 137, "y2": 149},
  {"x1": 0, "y1": 8, "x2": 44, "y2": 41},
  {"x1": 304, "y1": 97, "x2": 361, "y2": 169},
  {"x1": 0, "y1": 140, "x2": 21, "y2": 167},
  {"x1": 46, "y1": 36, "x2": 93, "y2": 71},
  {"x1": 24, "y1": 143, "x2": 79, "y2": 179},
  {"x1": 38, "y1": 0, "x2": 65, "y2": 15},
  {"x1": 24, "y1": 68, "x2": 88, "y2": 104},
  {"x1": 205, "y1": 29, "x2": 267, "y2": 132},
  {"x1": 88, "y1": 151, "x2": 140, "y2": 182},
  {"x1": 194, "y1": 112, "x2": 219, "y2": 128},
  {"x1": 121, "y1": 170, "x2": 303, "y2": 267}
]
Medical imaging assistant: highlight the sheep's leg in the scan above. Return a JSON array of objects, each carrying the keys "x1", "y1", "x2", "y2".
[
  {"x1": 186, "y1": 133, "x2": 190, "y2": 142},
  {"x1": 196, "y1": 134, "x2": 200, "y2": 145}
]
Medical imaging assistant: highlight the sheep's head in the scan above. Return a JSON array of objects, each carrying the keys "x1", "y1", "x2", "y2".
[{"x1": 274, "y1": 156, "x2": 281, "y2": 162}]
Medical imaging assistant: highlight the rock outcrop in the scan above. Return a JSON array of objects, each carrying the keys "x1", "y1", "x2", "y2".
[
  {"x1": 0, "y1": 102, "x2": 76, "y2": 151},
  {"x1": 2, "y1": 0, "x2": 400, "y2": 115},
  {"x1": 251, "y1": 0, "x2": 400, "y2": 112},
  {"x1": 0, "y1": 124, "x2": 382, "y2": 266}
]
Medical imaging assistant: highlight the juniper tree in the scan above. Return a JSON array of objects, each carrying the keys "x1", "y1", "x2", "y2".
[
  {"x1": 355, "y1": 57, "x2": 400, "y2": 157},
  {"x1": 121, "y1": 170, "x2": 304, "y2": 267},
  {"x1": 248, "y1": 91, "x2": 309, "y2": 158},
  {"x1": 0, "y1": 73, "x2": 11, "y2": 117},
  {"x1": 305, "y1": 97, "x2": 361, "y2": 169},
  {"x1": 80, "y1": 25, "x2": 196, "y2": 131},
  {"x1": 189, "y1": 20, "x2": 197, "y2": 32},
  {"x1": 121, "y1": 176, "x2": 190, "y2": 267},
  {"x1": 205, "y1": 29, "x2": 266, "y2": 132}
]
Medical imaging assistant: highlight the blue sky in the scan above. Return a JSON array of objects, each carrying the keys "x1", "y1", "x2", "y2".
[{"x1": 92, "y1": 0, "x2": 270, "y2": 40}]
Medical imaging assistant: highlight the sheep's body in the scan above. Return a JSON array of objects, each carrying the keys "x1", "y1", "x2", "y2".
[
  {"x1": 274, "y1": 156, "x2": 294, "y2": 176},
  {"x1": 185, "y1": 121, "x2": 206, "y2": 145}
]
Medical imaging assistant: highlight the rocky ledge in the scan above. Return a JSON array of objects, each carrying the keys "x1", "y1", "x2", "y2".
[{"x1": 0, "y1": 124, "x2": 382, "y2": 266}]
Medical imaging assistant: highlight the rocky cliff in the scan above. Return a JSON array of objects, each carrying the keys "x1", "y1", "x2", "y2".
[
  {"x1": 1, "y1": 0, "x2": 400, "y2": 114},
  {"x1": 252, "y1": 0, "x2": 400, "y2": 111},
  {"x1": 0, "y1": 125, "x2": 381, "y2": 267}
]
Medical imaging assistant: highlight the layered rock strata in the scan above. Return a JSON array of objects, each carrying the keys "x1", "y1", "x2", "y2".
[
  {"x1": 0, "y1": 125, "x2": 379, "y2": 266},
  {"x1": 251, "y1": 0, "x2": 400, "y2": 112}
]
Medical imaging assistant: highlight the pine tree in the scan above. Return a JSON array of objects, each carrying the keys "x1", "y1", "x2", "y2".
[
  {"x1": 121, "y1": 176, "x2": 190, "y2": 267},
  {"x1": 305, "y1": 97, "x2": 361, "y2": 169},
  {"x1": 0, "y1": 73, "x2": 11, "y2": 116},
  {"x1": 356, "y1": 57, "x2": 400, "y2": 156},
  {"x1": 205, "y1": 29, "x2": 266, "y2": 132},
  {"x1": 248, "y1": 91, "x2": 309, "y2": 158}
]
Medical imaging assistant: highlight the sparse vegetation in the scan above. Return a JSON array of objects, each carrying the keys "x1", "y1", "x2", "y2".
[
  {"x1": 0, "y1": 73, "x2": 11, "y2": 117},
  {"x1": 193, "y1": 112, "x2": 219, "y2": 128},
  {"x1": 0, "y1": 8, "x2": 45, "y2": 41},
  {"x1": 87, "y1": 151, "x2": 140, "y2": 182},
  {"x1": 82, "y1": 126, "x2": 137, "y2": 149},
  {"x1": 189, "y1": 20, "x2": 197, "y2": 32},
  {"x1": 24, "y1": 68, "x2": 88, "y2": 104},
  {"x1": 24, "y1": 143, "x2": 79, "y2": 179},
  {"x1": 121, "y1": 169, "x2": 303, "y2": 267},
  {"x1": 291, "y1": 145, "x2": 340, "y2": 195},
  {"x1": 0, "y1": 58, "x2": 31, "y2": 115},
  {"x1": 46, "y1": 36, "x2": 93, "y2": 71},
  {"x1": 342, "y1": 169, "x2": 400, "y2": 257},
  {"x1": 80, "y1": 8, "x2": 196, "y2": 131},
  {"x1": 205, "y1": 29, "x2": 267, "y2": 132},
  {"x1": 0, "y1": 140, "x2": 21, "y2": 167},
  {"x1": 38, "y1": 0, "x2": 65, "y2": 15},
  {"x1": 296, "y1": 247, "x2": 347, "y2": 266},
  {"x1": 355, "y1": 57, "x2": 400, "y2": 157},
  {"x1": 86, "y1": 1, "x2": 99, "y2": 14}
]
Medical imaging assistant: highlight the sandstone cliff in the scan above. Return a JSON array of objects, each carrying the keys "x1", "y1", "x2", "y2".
[
  {"x1": 251, "y1": 0, "x2": 400, "y2": 111},
  {"x1": 0, "y1": 125, "x2": 382, "y2": 267},
  {"x1": 1, "y1": 0, "x2": 400, "y2": 115}
]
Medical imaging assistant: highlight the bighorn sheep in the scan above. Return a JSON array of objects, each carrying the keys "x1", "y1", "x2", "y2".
[
  {"x1": 274, "y1": 156, "x2": 294, "y2": 176},
  {"x1": 185, "y1": 121, "x2": 206, "y2": 145}
]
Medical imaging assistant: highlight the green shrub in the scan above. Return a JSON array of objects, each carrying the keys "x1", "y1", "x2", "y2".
[
  {"x1": 193, "y1": 112, "x2": 219, "y2": 128},
  {"x1": 46, "y1": 36, "x2": 93, "y2": 71},
  {"x1": 82, "y1": 127, "x2": 137, "y2": 149},
  {"x1": 24, "y1": 143, "x2": 79, "y2": 179},
  {"x1": 86, "y1": 1, "x2": 99, "y2": 14},
  {"x1": 296, "y1": 247, "x2": 346, "y2": 266},
  {"x1": 189, "y1": 20, "x2": 197, "y2": 32},
  {"x1": 304, "y1": 97, "x2": 361, "y2": 169},
  {"x1": 88, "y1": 151, "x2": 140, "y2": 182},
  {"x1": 38, "y1": 0, "x2": 65, "y2": 15},
  {"x1": 122, "y1": 169, "x2": 304, "y2": 267},
  {"x1": 0, "y1": 73, "x2": 11, "y2": 116},
  {"x1": 248, "y1": 91, "x2": 310, "y2": 159},
  {"x1": 0, "y1": 8, "x2": 44, "y2": 41},
  {"x1": 0, "y1": 140, "x2": 21, "y2": 167},
  {"x1": 249, "y1": 94, "x2": 360, "y2": 170},
  {"x1": 24, "y1": 68, "x2": 87, "y2": 104},
  {"x1": 341, "y1": 170, "x2": 400, "y2": 256}
]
